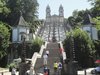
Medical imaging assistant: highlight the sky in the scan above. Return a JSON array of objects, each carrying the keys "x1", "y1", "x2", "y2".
[{"x1": 37, "y1": 0, "x2": 92, "y2": 19}]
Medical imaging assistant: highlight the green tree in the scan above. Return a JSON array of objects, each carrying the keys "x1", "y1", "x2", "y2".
[
  {"x1": 88, "y1": 0, "x2": 100, "y2": 17},
  {"x1": 63, "y1": 27, "x2": 95, "y2": 68},
  {"x1": 88, "y1": 0, "x2": 100, "y2": 10},
  {"x1": 0, "y1": 22, "x2": 10, "y2": 59},
  {"x1": 68, "y1": 16, "x2": 76, "y2": 28},
  {"x1": 0, "y1": 0, "x2": 10, "y2": 14},
  {"x1": 72, "y1": 10, "x2": 84, "y2": 24},
  {"x1": 93, "y1": 17, "x2": 100, "y2": 30},
  {"x1": 72, "y1": 9, "x2": 78, "y2": 18},
  {"x1": 93, "y1": 40, "x2": 100, "y2": 58},
  {"x1": 69, "y1": 9, "x2": 91, "y2": 27},
  {"x1": 92, "y1": 17, "x2": 100, "y2": 40},
  {"x1": 6, "y1": 0, "x2": 39, "y2": 32},
  {"x1": 0, "y1": 0, "x2": 10, "y2": 23}
]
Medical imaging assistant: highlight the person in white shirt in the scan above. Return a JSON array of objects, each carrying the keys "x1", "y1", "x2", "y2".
[
  {"x1": 11, "y1": 67, "x2": 16, "y2": 75},
  {"x1": 58, "y1": 62, "x2": 62, "y2": 69},
  {"x1": 46, "y1": 50, "x2": 49, "y2": 56},
  {"x1": 43, "y1": 54, "x2": 48, "y2": 65},
  {"x1": 48, "y1": 38, "x2": 52, "y2": 42},
  {"x1": 58, "y1": 61, "x2": 62, "y2": 75}
]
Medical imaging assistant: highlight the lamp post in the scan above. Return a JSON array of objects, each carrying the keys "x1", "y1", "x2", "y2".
[
  {"x1": 19, "y1": 34, "x2": 28, "y2": 75},
  {"x1": 21, "y1": 34, "x2": 26, "y2": 62},
  {"x1": 13, "y1": 43, "x2": 18, "y2": 59},
  {"x1": 67, "y1": 32, "x2": 78, "y2": 75}
]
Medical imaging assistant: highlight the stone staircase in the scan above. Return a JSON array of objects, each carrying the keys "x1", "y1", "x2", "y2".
[{"x1": 34, "y1": 42, "x2": 61, "y2": 75}]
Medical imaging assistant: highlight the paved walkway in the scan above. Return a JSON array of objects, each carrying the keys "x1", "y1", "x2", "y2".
[
  {"x1": 0, "y1": 72, "x2": 19, "y2": 75},
  {"x1": 0, "y1": 68, "x2": 94, "y2": 75},
  {"x1": 0, "y1": 42, "x2": 95, "y2": 75},
  {"x1": 78, "y1": 68, "x2": 95, "y2": 75},
  {"x1": 0, "y1": 68, "x2": 19, "y2": 75},
  {"x1": 34, "y1": 42, "x2": 61, "y2": 75},
  {"x1": 34, "y1": 42, "x2": 95, "y2": 75}
]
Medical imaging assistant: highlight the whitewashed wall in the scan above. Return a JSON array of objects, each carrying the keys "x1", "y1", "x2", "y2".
[
  {"x1": 82, "y1": 25, "x2": 98, "y2": 40},
  {"x1": 12, "y1": 28, "x2": 18, "y2": 42},
  {"x1": 12, "y1": 27, "x2": 30, "y2": 42},
  {"x1": 91, "y1": 27, "x2": 98, "y2": 40}
]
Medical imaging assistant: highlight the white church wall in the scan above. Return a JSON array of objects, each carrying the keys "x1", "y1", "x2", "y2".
[
  {"x1": 12, "y1": 28, "x2": 18, "y2": 42},
  {"x1": 82, "y1": 25, "x2": 98, "y2": 40},
  {"x1": 92, "y1": 27, "x2": 98, "y2": 40}
]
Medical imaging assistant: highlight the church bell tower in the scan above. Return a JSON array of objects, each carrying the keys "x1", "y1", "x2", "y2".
[
  {"x1": 46, "y1": 5, "x2": 51, "y2": 18},
  {"x1": 59, "y1": 5, "x2": 64, "y2": 24},
  {"x1": 59, "y1": 5, "x2": 64, "y2": 17}
]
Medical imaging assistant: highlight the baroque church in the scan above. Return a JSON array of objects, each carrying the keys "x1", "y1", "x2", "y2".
[{"x1": 40, "y1": 5, "x2": 67, "y2": 42}]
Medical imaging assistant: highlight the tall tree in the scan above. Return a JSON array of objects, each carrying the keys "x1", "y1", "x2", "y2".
[
  {"x1": 0, "y1": 0, "x2": 10, "y2": 22},
  {"x1": 6, "y1": 0, "x2": 39, "y2": 32},
  {"x1": 93, "y1": 17, "x2": 100, "y2": 30},
  {"x1": 88, "y1": 0, "x2": 100, "y2": 9},
  {"x1": 68, "y1": 16, "x2": 76, "y2": 27},
  {"x1": 92, "y1": 17, "x2": 100, "y2": 40},
  {"x1": 72, "y1": 9, "x2": 78, "y2": 18},
  {"x1": 0, "y1": 22, "x2": 10, "y2": 59},
  {"x1": 63, "y1": 27, "x2": 95, "y2": 68},
  {"x1": 0, "y1": 0, "x2": 10, "y2": 14},
  {"x1": 88, "y1": 0, "x2": 100, "y2": 17},
  {"x1": 72, "y1": 10, "x2": 84, "y2": 24}
]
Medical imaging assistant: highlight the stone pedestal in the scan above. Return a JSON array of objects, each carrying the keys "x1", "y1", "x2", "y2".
[
  {"x1": 67, "y1": 60, "x2": 78, "y2": 75},
  {"x1": 19, "y1": 62, "x2": 27, "y2": 75},
  {"x1": 19, "y1": 61, "x2": 31, "y2": 75}
]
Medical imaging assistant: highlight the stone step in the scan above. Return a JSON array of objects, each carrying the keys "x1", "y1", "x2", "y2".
[
  {"x1": 42, "y1": 49, "x2": 60, "y2": 57},
  {"x1": 34, "y1": 57, "x2": 60, "y2": 74},
  {"x1": 46, "y1": 43, "x2": 59, "y2": 49},
  {"x1": 34, "y1": 42, "x2": 61, "y2": 75}
]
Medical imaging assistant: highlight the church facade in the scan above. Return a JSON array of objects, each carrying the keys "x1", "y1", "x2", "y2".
[
  {"x1": 41, "y1": 5, "x2": 66, "y2": 42},
  {"x1": 45, "y1": 5, "x2": 64, "y2": 25}
]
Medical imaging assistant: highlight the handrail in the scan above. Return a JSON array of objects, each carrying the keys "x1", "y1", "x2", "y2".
[
  {"x1": 0, "y1": 69, "x2": 9, "y2": 73},
  {"x1": 38, "y1": 42, "x2": 48, "y2": 58},
  {"x1": 59, "y1": 41, "x2": 64, "y2": 51},
  {"x1": 59, "y1": 41, "x2": 67, "y2": 61},
  {"x1": 0, "y1": 69, "x2": 9, "y2": 75},
  {"x1": 31, "y1": 42, "x2": 48, "y2": 67},
  {"x1": 31, "y1": 52, "x2": 38, "y2": 67}
]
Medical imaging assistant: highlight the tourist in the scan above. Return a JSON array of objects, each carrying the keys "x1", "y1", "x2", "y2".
[
  {"x1": 46, "y1": 50, "x2": 49, "y2": 56},
  {"x1": 44, "y1": 66, "x2": 48, "y2": 73},
  {"x1": 58, "y1": 61, "x2": 62, "y2": 69},
  {"x1": 53, "y1": 61, "x2": 58, "y2": 73},
  {"x1": 48, "y1": 38, "x2": 52, "y2": 42},
  {"x1": 43, "y1": 66, "x2": 50, "y2": 75},
  {"x1": 58, "y1": 61, "x2": 62, "y2": 75},
  {"x1": 43, "y1": 54, "x2": 48, "y2": 66},
  {"x1": 11, "y1": 67, "x2": 16, "y2": 75}
]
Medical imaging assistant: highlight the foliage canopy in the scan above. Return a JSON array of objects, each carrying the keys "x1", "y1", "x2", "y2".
[{"x1": 0, "y1": 22, "x2": 10, "y2": 58}]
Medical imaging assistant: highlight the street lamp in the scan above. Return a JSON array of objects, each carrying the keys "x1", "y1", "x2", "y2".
[
  {"x1": 67, "y1": 31, "x2": 78, "y2": 75},
  {"x1": 20, "y1": 33, "x2": 26, "y2": 62},
  {"x1": 14, "y1": 44, "x2": 18, "y2": 58},
  {"x1": 19, "y1": 34, "x2": 27, "y2": 75}
]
